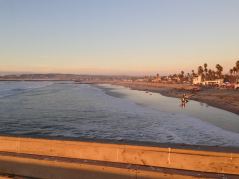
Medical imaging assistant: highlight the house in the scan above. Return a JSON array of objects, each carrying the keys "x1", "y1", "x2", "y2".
[
  {"x1": 135, "y1": 79, "x2": 144, "y2": 82},
  {"x1": 203, "y1": 79, "x2": 224, "y2": 86},
  {"x1": 193, "y1": 75, "x2": 224, "y2": 86},
  {"x1": 152, "y1": 76, "x2": 161, "y2": 83},
  {"x1": 193, "y1": 75, "x2": 202, "y2": 85},
  {"x1": 172, "y1": 76, "x2": 180, "y2": 82}
]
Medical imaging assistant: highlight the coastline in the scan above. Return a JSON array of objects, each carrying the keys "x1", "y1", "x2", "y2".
[
  {"x1": 105, "y1": 81, "x2": 239, "y2": 115},
  {"x1": 1, "y1": 79, "x2": 238, "y2": 115}
]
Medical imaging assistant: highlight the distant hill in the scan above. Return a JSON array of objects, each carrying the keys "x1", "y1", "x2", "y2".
[{"x1": 0, "y1": 73, "x2": 139, "y2": 81}]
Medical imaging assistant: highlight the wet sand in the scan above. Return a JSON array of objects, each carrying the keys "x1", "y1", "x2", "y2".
[{"x1": 106, "y1": 81, "x2": 239, "y2": 115}]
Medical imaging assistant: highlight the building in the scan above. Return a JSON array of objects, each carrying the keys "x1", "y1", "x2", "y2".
[
  {"x1": 192, "y1": 75, "x2": 202, "y2": 85},
  {"x1": 203, "y1": 79, "x2": 224, "y2": 86},
  {"x1": 135, "y1": 78, "x2": 146, "y2": 82},
  {"x1": 152, "y1": 76, "x2": 161, "y2": 83},
  {"x1": 193, "y1": 75, "x2": 224, "y2": 86}
]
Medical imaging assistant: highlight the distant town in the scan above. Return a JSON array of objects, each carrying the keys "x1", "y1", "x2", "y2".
[
  {"x1": 1, "y1": 60, "x2": 239, "y2": 89},
  {"x1": 134, "y1": 60, "x2": 239, "y2": 89}
]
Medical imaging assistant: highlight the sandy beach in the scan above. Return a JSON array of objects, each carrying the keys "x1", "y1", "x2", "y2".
[{"x1": 106, "y1": 81, "x2": 239, "y2": 115}]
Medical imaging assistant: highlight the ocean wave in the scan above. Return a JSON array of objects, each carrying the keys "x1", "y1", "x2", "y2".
[
  {"x1": 0, "y1": 81, "x2": 54, "y2": 98},
  {"x1": 1, "y1": 83, "x2": 239, "y2": 147}
]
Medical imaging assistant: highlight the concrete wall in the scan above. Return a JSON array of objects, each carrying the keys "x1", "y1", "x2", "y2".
[
  {"x1": 0, "y1": 154, "x2": 204, "y2": 179},
  {"x1": 0, "y1": 136, "x2": 239, "y2": 175}
]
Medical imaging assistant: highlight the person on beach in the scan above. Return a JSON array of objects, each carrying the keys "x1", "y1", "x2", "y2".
[{"x1": 181, "y1": 93, "x2": 189, "y2": 108}]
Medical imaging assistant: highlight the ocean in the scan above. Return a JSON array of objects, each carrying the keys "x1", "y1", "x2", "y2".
[{"x1": 0, "y1": 81, "x2": 239, "y2": 147}]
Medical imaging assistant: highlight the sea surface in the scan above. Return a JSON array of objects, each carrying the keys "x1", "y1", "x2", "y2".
[{"x1": 0, "y1": 81, "x2": 239, "y2": 147}]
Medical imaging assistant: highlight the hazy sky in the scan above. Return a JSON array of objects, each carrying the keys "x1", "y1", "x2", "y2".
[{"x1": 0, "y1": 0, "x2": 239, "y2": 75}]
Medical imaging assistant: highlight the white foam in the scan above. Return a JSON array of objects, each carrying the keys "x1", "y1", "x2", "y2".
[{"x1": 94, "y1": 84, "x2": 239, "y2": 146}]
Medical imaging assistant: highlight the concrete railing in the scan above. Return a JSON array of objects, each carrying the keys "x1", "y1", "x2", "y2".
[{"x1": 0, "y1": 136, "x2": 239, "y2": 175}]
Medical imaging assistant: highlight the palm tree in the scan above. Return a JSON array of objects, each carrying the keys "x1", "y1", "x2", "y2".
[
  {"x1": 179, "y1": 71, "x2": 184, "y2": 82},
  {"x1": 214, "y1": 70, "x2": 217, "y2": 79},
  {"x1": 236, "y1": 60, "x2": 239, "y2": 69},
  {"x1": 230, "y1": 69, "x2": 233, "y2": 76},
  {"x1": 181, "y1": 70, "x2": 184, "y2": 77},
  {"x1": 216, "y1": 64, "x2": 223, "y2": 78},
  {"x1": 186, "y1": 73, "x2": 191, "y2": 82},
  {"x1": 198, "y1": 66, "x2": 204, "y2": 76},
  {"x1": 208, "y1": 69, "x2": 212, "y2": 80},
  {"x1": 204, "y1": 63, "x2": 208, "y2": 72},
  {"x1": 191, "y1": 70, "x2": 195, "y2": 77},
  {"x1": 233, "y1": 67, "x2": 237, "y2": 75},
  {"x1": 236, "y1": 60, "x2": 239, "y2": 75},
  {"x1": 203, "y1": 63, "x2": 208, "y2": 79}
]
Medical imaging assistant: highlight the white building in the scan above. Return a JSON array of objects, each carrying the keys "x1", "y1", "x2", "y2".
[
  {"x1": 203, "y1": 79, "x2": 224, "y2": 86},
  {"x1": 193, "y1": 75, "x2": 223, "y2": 86},
  {"x1": 192, "y1": 75, "x2": 202, "y2": 85},
  {"x1": 152, "y1": 76, "x2": 161, "y2": 83}
]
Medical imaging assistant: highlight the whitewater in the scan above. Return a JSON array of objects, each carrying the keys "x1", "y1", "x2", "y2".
[{"x1": 0, "y1": 81, "x2": 239, "y2": 147}]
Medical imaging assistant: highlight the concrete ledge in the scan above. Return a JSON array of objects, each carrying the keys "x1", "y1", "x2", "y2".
[
  {"x1": 0, "y1": 136, "x2": 239, "y2": 175},
  {"x1": 0, "y1": 153, "x2": 213, "y2": 179}
]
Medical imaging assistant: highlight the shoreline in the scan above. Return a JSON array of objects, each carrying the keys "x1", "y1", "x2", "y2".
[
  {"x1": 1, "y1": 80, "x2": 238, "y2": 115},
  {"x1": 105, "y1": 81, "x2": 239, "y2": 115}
]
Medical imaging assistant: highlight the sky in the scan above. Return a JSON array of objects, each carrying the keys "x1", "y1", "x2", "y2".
[{"x1": 0, "y1": 0, "x2": 239, "y2": 75}]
